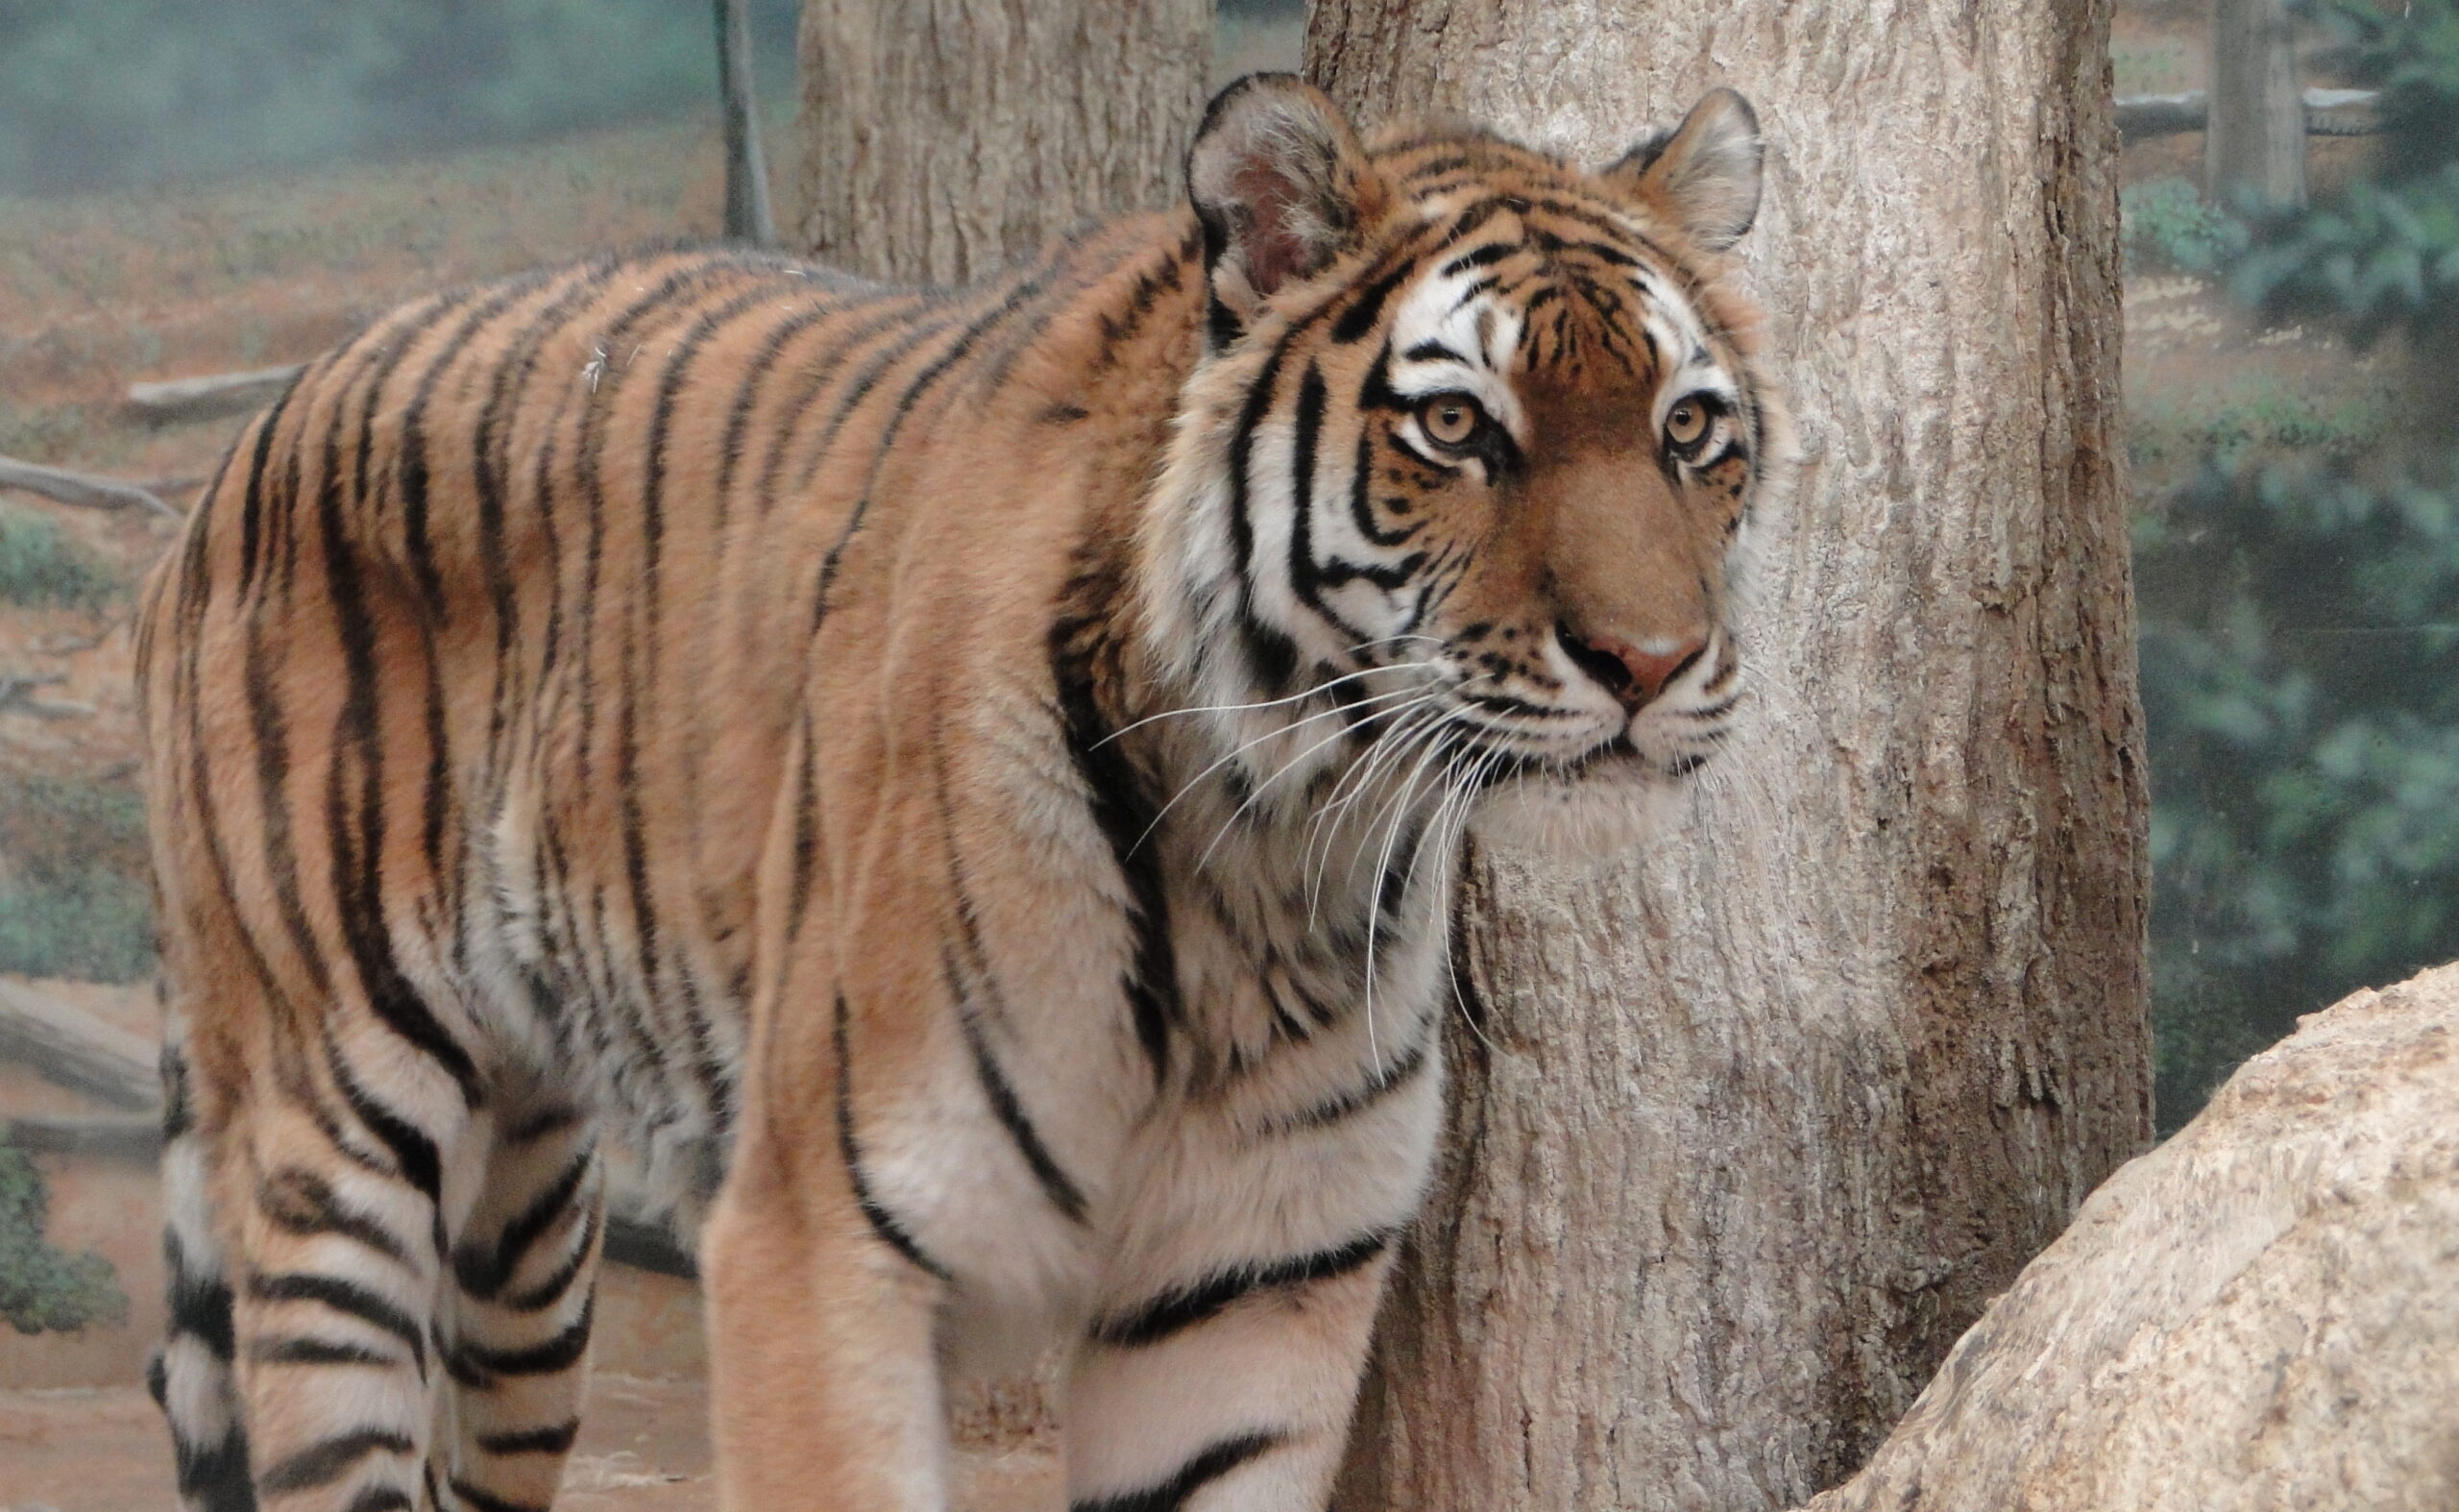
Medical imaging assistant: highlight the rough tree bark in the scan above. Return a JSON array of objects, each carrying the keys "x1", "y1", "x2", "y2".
[
  {"x1": 2207, "y1": 0, "x2": 2307, "y2": 211},
  {"x1": 1306, "y1": 5, "x2": 2151, "y2": 1509},
  {"x1": 795, "y1": 0, "x2": 1212, "y2": 284},
  {"x1": 1808, "y1": 962, "x2": 2459, "y2": 1512}
]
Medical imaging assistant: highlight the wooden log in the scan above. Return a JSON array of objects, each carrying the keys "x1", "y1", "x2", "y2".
[
  {"x1": 2117, "y1": 86, "x2": 2381, "y2": 142},
  {"x1": 126, "y1": 363, "x2": 304, "y2": 427},
  {"x1": 0, "y1": 979, "x2": 160, "y2": 1112},
  {"x1": 0, "y1": 453, "x2": 179, "y2": 519},
  {"x1": 3, "y1": 1113, "x2": 161, "y2": 1161},
  {"x1": 1801, "y1": 961, "x2": 2459, "y2": 1510}
]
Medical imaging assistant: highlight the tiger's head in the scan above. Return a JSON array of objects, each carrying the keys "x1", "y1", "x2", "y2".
[{"x1": 1141, "y1": 74, "x2": 1787, "y2": 862}]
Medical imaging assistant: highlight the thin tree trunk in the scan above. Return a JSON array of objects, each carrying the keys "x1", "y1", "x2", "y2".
[
  {"x1": 715, "y1": 0, "x2": 776, "y2": 246},
  {"x1": 2207, "y1": 0, "x2": 2307, "y2": 211},
  {"x1": 795, "y1": 0, "x2": 1212, "y2": 285},
  {"x1": 1306, "y1": 5, "x2": 2151, "y2": 1508}
]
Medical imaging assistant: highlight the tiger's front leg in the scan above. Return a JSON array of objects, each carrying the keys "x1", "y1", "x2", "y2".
[
  {"x1": 703, "y1": 939, "x2": 961, "y2": 1512},
  {"x1": 703, "y1": 1105, "x2": 954, "y2": 1511},
  {"x1": 1063, "y1": 1235, "x2": 1398, "y2": 1511}
]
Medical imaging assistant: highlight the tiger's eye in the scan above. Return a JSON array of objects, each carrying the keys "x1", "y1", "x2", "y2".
[
  {"x1": 1421, "y1": 395, "x2": 1482, "y2": 448},
  {"x1": 1665, "y1": 399, "x2": 1710, "y2": 451}
]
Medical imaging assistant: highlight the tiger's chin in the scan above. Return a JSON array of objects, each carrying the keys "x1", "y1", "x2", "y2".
[{"x1": 1467, "y1": 753, "x2": 1695, "y2": 866}]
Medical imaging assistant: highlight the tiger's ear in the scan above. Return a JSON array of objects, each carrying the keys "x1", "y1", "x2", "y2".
[
  {"x1": 1187, "y1": 74, "x2": 1387, "y2": 343},
  {"x1": 1605, "y1": 88, "x2": 1764, "y2": 253}
]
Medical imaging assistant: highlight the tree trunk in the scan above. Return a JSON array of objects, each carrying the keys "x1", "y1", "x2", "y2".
[
  {"x1": 715, "y1": 0, "x2": 776, "y2": 246},
  {"x1": 2207, "y1": 0, "x2": 2307, "y2": 211},
  {"x1": 1806, "y1": 961, "x2": 2459, "y2": 1511},
  {"x1": 1306, "y1": 6, "x2": 2151, "y2": 1509},
  {"x1": 795, "y1": 0, "x2": 1212, "y2": 285}
]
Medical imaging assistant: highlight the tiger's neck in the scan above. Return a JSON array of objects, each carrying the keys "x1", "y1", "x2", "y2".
[{"x1": 1031, "y1": 213, "x2": 1464, "y2": 1070}]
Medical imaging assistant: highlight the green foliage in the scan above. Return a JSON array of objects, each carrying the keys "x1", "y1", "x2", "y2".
[
  {"x1": 2128, "y1": 374, "x2": 2389, "y2": 476},
  {"x1": 2229, "y1": 0, "x2": 2459, "y2": 343},
  {"x1": 2137, "y1": 0, "x2": 2459, "y2": 1127},
  {"x1": 0, "y1": 1133, "x2": 127, "y2": 1335},
  {"x1": 0, "y1": 773, "x2": 155, "y2": 983},
  {"x1": 0, "y1": 0, "x2": 800, "y2": 196},
  {"x1": 2124, "y1": 177, "x2": 2250, "y2": 274},
  {"x1": 0, "y1": 503, "x2": 123, "y2": 611}
]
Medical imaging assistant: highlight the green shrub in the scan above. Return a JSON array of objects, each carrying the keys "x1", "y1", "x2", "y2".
[
  {"x1": 0, "y1": 1132, "x2": 126, "y2": 1335},
  {"x1": 2122, "y1": 177, "x2": 2249, "y2": 275},
  {"x1": 0, "y1": 503, "x2": 123, "y2": 611},
  {"x1": 0, "y1": 773, "x2": 155, "y2": 982},
  {"x1": 2139, "y1": 0, "x2": 2459, "y2": 1128}
]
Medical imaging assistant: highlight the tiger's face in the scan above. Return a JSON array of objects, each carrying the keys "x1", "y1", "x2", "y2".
[{"x1": 1149, "y1": 77, "x2": 1784, "y2": 860}]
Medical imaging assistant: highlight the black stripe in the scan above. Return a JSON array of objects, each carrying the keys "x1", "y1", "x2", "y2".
[
  {"x1": 165, "y1": 1234, "x2": 237, "y2": 1360},
  {"x1": 396, "y1": 282, "x2": 543, "y2": 939},
  {"x1": 1222, "y1": 343, "x2": 1301, "y2": 691},
  {"x1": 450, "y1": 1476, "x2": 550, "y2": 1512},
  {"x1": 1069, "y1": 1432, "x2": 1281, "y2": 1512},
  {"x1": 1347, "y1": 415, "x2": 1421, "y2": 549},
  {"x1": 240, "y1": 368, "x2": 342, "y2": 1011},
  {"x1": 1332, "y1": 259, "x2": 1418, "y2": 343},
  {"x1": 318, "y1": 330, "x2": 484, "y2": 1104},
  {"x1": 500, "y1": 1104, "x2": 582, "y2": 1146},
  {"x1": 256, "y1": 1427, "x2": 415, "y2": 1496},
  {"x1": 832, "y1": 993, "x2": 954, "y2": 1281},
  {"x1": 345, "y1": 1486, "x2": 415, "y2": 1512},
  {"x1": 1282, "y1": 361, "x2": 1376, "y2": 646},
  {"x1": 473, "y1": 261, "x2": 621, "y2": 785},
  {"x1": 474, "y1": 1420, "x2": 579, "y2": 1456},
  {"x1": 250, "y1": 1336, "x2": 400, "y2": 1368},
  {"x1": 323, "y1": 1031, "x2": 443, "y2": 1206},
  {"x1": 754, "y1": 298, "x2": 939, "y2": 517},
  {"x1": 445, "y1": 1291, "x2": 594, "y2": 1385},
  {"x1": 786, "y1": 710, "x2": 821, "y2": 931},
  {"x1": 231, "y1": 356, "x2": 311, "y2": 598},
  {"x1": 249, "y1": 1272, "x2": 427, "y2": 1372},
  {"x1": 710, "y1": 291, "x2": 868, "y2": 526},
  {"x1": 180, "y1": 1427, "x2": 257, "y2": 1512},
  {"x1": 806, "y1": 271, "x2": 1055, "y2": 634},
  {"x1": 1048, "y1": 590, "x2": 1178, "y2": 1088},
  {"x1": 256, "y1": 1166, "x2": 413, "y2": 1265},
  {"x1": 942, "y1": 950, "x2": 1088, "y2": 1225},
  {"x1": 453, "y1": 1147, "x2": 593, "y2": 1299},
  {"x1": 1271, "y1": 1033, "x2": 1433, "y2": 1134},
  {"x1": 501, "y1": 1198, "x2": 601, "y2": 1313},
  {"x1": 1092, "y1": 1229, "x2": 1392, "y2": 1349}
]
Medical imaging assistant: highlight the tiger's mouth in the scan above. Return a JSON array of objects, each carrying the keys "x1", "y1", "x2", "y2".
[{"x1": 1470, "y1": 731, "x2": 1715, "y2": 790}]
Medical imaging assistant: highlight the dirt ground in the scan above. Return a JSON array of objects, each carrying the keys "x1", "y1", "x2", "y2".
[{"x1": 0, "y1": 1376, "x2": 1062, "y2": 1512}]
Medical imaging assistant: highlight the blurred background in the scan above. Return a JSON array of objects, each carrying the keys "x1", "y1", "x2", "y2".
[{"x1": 0, "y1": 0, "x2": 2450, "y2": 1503}]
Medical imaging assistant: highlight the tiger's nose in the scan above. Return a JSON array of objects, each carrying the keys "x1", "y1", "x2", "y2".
[{"x1": 1558, "y1": 626, "x2": 1709, "y2": 715}]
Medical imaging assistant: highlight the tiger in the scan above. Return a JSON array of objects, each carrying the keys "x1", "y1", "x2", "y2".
[{"x1": 135, "y1": 73, "x2": 1781, "y2": 1512}]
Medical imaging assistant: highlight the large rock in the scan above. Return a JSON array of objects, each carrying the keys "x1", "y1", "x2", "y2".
[{"x1": 1805, "y1": 962, "x2": 2459, "y2": 1511}]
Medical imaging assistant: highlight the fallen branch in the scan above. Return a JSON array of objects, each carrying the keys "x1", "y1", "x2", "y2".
[
  {"x1": 2118, "y1": 86, "x2": 2382, "y2": 141},
  {"x1": 1801, "y1": 961, "x2": 2459, "y2": 1510},
  {"x1": 0, "y1": 979, "x2": 160, "y2": 1113},
  {"x1": 127, "y1": 363, "x2": 304, "y2": 427},
  {"x1": 3, "y1": 1113, "x2": 161, "y2": 1161},
  {"x1": 0, "y1": 453, "x2": 179, "y2": 519}
]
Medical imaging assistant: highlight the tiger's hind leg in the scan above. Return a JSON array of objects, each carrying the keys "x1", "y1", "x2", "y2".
[
  {"x1": 435, "y1": 1094, "x2": 604, "y2": 1512},
  {"x1": 154, "y1": 1021, "x2": 256, "y2": 1512},
  {"x1": 158, "y1": 978, "x2": 482, "y2": 1512}
]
